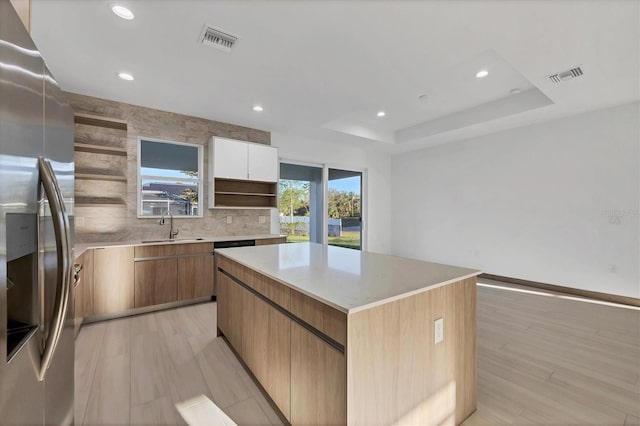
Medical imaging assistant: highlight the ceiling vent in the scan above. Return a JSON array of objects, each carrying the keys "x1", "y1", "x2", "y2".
[
  {"x1": 199, "y1": 25, "x2": 238, "y2": 53},
  {"x1": 548, "y1": 66, "x2": 583, "y2": 83}
]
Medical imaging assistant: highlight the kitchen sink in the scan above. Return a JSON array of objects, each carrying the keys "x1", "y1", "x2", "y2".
[{"x1": 141, "y1": 238, "x2": 205, "y2": 244}]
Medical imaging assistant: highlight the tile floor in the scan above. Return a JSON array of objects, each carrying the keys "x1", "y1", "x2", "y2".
[{"x1": 75, "y1": 279, "x2": 640, "y2": 425}]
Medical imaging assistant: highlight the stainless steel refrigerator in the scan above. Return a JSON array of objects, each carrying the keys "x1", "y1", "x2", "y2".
[{"x1": 0, "y1": 1, "x2": 75, "y2": 424}]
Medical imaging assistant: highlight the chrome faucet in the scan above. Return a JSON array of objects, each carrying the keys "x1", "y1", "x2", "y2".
[{"x1": 159, "y1": 210, "x2": 179, "y2": 240}]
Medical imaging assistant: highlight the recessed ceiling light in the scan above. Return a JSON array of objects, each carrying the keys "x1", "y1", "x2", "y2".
[
  {"x1": 252, "y1": 105, "x2": 263, "y2": 112},
  {"x1": 112, "y1": 5, "x2": 134, "y2": 20},
  {"x1": 377, "y1": 111, "x2": 386, "y2": 117},
  {"x1": 475, "y1": 70, "x2": 489, "y2": 79},
  {"x1": 509, "y1": 88, "x2": 521, "y2": 95},
  {"x1": 117, "y1": 72, "x2": 134, "y2": 81}
]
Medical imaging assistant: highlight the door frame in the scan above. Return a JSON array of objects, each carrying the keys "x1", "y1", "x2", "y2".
[
  {"x1": 324, "y1": 165, "x2": 367, "y2": 251},
  {"x1": 279, "y1": 158, "x2": 368, "y2": 251}
]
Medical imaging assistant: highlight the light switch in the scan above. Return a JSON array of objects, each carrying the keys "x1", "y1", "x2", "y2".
[
  {"x1": 434, "y1": 318, "x2": 444, "y2": 344},
  {"x1": 76, "y1": 216, "x2": 85, "y2": 227},
  {"x1": 226, "y1": 216, "x2": 232, "y2": 224}
]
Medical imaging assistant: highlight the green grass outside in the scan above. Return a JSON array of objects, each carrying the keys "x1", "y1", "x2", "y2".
[{"x1": 285, "y1": 231, "x2": 361, "y2": 250}]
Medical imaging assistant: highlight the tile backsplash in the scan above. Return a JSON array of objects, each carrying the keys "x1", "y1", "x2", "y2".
[{"x1": 68, "y1": 92, "x2": 273, "y2": 244}]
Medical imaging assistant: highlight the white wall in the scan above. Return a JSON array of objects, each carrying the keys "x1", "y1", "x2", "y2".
[
  {"x1": 391, "y1": 102, "x2": 640, "y2": 299},
  {"x1": 271, "y1": 132, "x2": 392, "y2": 254}
]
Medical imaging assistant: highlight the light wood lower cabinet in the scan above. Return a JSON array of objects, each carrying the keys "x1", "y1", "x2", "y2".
[
  {"x1": 216, "y1": 257, "x2": 343, "y2": 425},
  {"x1": 242, "y1": 290, "x2": 291, "y2": 419},
  {"x1": 93, "y1": 246, "x2": 134, "y2": 315},
  {"x1": 80, "y1": 249, "x2": 95, "y2": 317},
  {"x1": 216, "y1": 254, "x2": 477, "y2": 426},
  {"x1": 134, "y1": 258, "x2": 178, "y2": 308},
  {"x1": 135, "y1": 243, "x2": 214, "y2": 308},
  {"x1": 254, "y1": 236, "x2": 286, "y2": 246},
  {"x1": 291, "y1": 322, "x2": 346, "y2": 425},
  {"x1": 217, "y1": 273, "x2": 244, "y2": 353},
  {"x1": 74, "y1": 248, "x2": 94, "y2": 336},
  {"x1": 178, "y1": 255, "x2": 213, "y2": 301}
]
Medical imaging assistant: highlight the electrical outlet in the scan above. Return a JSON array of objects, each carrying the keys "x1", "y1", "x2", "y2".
[
  {"x1": 226, "y1": 216, "x2": 232, "y2": 224},
  {"x1": 434, "y1": 318, "x2": 444, "y2": 344},
  {"x1": 75, "y1": 216, "x2": 85, "y2": 227},
  {"x1": 259, "y1": 215, "x2": 266, "y2": 224}
]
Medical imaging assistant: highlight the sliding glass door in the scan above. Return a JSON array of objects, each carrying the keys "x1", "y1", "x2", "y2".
[
  {"x1": 279, "y1": 163, "x2": 323, "y2": 244},
  {"x1": 327, "y1": 168, "x2": 362, "y2": 250},
  {"x1": 279, "y1": 163, "x2": 363, "y2": 250}
]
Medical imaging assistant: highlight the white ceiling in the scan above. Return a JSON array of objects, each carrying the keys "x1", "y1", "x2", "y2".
[{"x1": 31, "y1": 0, "x2": 639, "y2": 153}]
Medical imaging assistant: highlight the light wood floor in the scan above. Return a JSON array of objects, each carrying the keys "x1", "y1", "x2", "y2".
[
  {"x1": 75, "y1": 303, "x2": 284, "y2": 425},
  {"x1": 75, "y1": 280, "x2": 640, "y2": 425}
]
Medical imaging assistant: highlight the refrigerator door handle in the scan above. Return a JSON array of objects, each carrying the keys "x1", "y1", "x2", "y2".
[{"x1": 37, "y1": 157, "x2": 72, "y2": 381}]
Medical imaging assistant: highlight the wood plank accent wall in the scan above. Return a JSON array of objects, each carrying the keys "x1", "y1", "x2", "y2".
[
  {"x1": 65, "y1": 92, "x2": 273, "y2": 244},
  {"x1": 346, "y1": 277, "x2": 477, "y2": 425}
]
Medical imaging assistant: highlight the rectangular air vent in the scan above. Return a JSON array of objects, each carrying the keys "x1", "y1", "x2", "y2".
[
  {"x1": 199, "y1": 25, "x2": 238, "y2": 53},
  {"x1": 548, "y1": 66, "x2": 583, "y2": 83}
]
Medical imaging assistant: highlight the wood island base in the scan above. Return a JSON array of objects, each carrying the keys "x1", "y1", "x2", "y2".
[{"x1": 215, "y1": 246, "x2": 478, "y2": 426}]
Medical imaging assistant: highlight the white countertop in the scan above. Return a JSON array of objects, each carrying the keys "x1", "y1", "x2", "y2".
[
  {"x1": 74, "y1": 234, "x2": 284, "y2": 257},
  {"x1": 216, "y1": 243, "x2": 481, "y2": 314}
]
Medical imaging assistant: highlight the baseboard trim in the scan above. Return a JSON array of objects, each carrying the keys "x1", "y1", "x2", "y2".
[
  {"x1": 479, "y1": 273, "x2": 640, "y2": 308},
  {"x1": 83, "y1": 297, "x2": 212, "y2": 324}
]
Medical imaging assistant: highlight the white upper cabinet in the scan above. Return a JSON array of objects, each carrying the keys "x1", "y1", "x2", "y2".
[
  {"x1": 248, "y1": 143, "x2": 279, "y2": 182},
  {"x1": 211, "y1": 137, "x2": 278, "y2": 182},
  {"x1": 208, "y1": 137, "x2": 279, "y2": 209},
  {"x1": 213, "y1": 138, "x2": 248, "y2": 180}
]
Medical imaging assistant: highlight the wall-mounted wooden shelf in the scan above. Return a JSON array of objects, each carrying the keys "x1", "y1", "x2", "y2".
[
  {"x1": 212, "y1": 178, "x2": 278, "y2": 208},
  {"x1": 74, "y1": 113, "x2": 127, "y2": 131},
  {"x1": 74, "y1": 143, "x2": 128, "y2": 157},
  {"x1": 214, "y1": 191, "x2": 276, "y2": 197},
  {"x1": 76, "y1": 197, "x2": 126, "y2": 208},
  {"x1": 75, "y1": 167, "x2": 127, "y2": 182}
]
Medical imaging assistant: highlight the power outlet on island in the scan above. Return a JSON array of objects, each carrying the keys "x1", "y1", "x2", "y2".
[
  {"x1": 259, "y1": 215, "x2": 266, "y2": 224},
  {"x1": 434, "y1": 318, "x2": 444, "y2": 344},
  {"x1": 226, "y1": 216, "x2": 233, "y2": 224}
]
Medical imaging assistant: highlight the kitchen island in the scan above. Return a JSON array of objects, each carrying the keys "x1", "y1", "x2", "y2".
[{"x1": 215, "y1": 243, "x2": 481, "y2": 425}]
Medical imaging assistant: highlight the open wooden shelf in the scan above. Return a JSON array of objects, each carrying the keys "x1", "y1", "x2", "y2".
[
  {"x1": 74, "y1": 113, "x2": 127, "y2": 131},
  {"x1": 215, "y1": 191, "x2": 276, "y2": 197},
  {"x1": 212, "y1": 178, "x2": 278, "y2": 208},
  {"x1": 75, "y1": 197, "x2": 126, "y2": 208},
  {"x1": 76, "y1": 167, "x2": 127, "y2": 182},
  {"x1": 75, "y1": 143, "x2": 127, "y2": 157},
  {"x1": 214, "y1": 193, "x2": 278, "y2": 208}
]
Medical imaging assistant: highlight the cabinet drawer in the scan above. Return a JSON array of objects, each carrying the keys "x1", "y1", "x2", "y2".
[
  {"x1": 174, "y1": 242, "x2": 213, "y2": 255},
  {"x1": 178, "y1": 255, "x2": 213, "y2": 300},
  {"x1": 290, "y1": 290, "x2": 346, "y2": 346},
  {"x1": 255, "y1": 237, "x2": 286, "y2": 246},
  {"x1": 135, "y1": 244, "x2": 176, "y2": 258},
  {"x1": 135, "y1": 242, "x2": 213, "y2": 258},
  {"x1": 242, "y1": 291, "x2": 291, "y2": 420},
  {"x1": 93, "y1": 246, "x2": 134, "y2": 315},
  {"x1": 216, "y1": 254, "x2": 290, "y2": 309},
  {"x1": 134, "y1": 258, "x2": 178, "y2": 308},
  {"x1": 291, "y1": 322, "x2": 346, "y2": 425}
]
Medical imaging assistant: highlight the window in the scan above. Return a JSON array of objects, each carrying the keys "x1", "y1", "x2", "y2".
[
  {"x1": 279, "y1": 161, "x2": 364, "y2": 250},
  {"x1": 137, "y1": 138, "x2": 203, "y2": 217}
]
